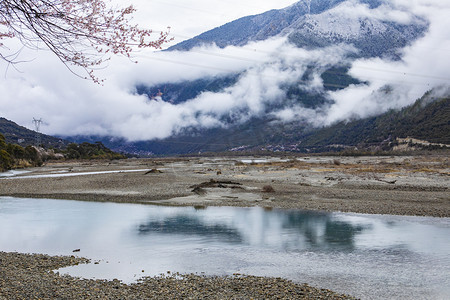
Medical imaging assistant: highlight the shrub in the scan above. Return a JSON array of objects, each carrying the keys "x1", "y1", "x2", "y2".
[
  {"x1": 262, "y1": 185, "x2": 275, "y2": 193},
  {"x1": 0, "y1": 149, "x2": 13, "y2": 171}
]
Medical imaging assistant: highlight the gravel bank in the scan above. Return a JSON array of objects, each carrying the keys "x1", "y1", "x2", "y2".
[
  {"x1": 1, "y1": 155, "x2": 448, "y2": 217},
  {"x1": 0, "y1": 252, "x2": 355, "y2": 299}
]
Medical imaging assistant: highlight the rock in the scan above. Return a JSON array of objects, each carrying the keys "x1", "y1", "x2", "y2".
[{"x1": 145, "y1": 169, "x2": 163, "y2": 174}]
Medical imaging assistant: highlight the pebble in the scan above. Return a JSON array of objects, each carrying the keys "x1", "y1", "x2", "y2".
[{"x1": 0, "y1": 252, "x2": 356, "y2": 299}]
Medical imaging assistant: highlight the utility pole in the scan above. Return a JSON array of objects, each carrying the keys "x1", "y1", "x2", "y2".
[{"x1": 32, "y1": 118, "x2": 43, "y2": 147}]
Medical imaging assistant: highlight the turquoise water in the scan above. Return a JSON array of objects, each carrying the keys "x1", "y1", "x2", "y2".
[{"x1": 0, "y1": 197, "x2": 449, "y2": 299}]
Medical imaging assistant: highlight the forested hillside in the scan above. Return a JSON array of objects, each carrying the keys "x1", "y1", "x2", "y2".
[
  {"x1": 64, "y1": 91, "x2": 450, "y2": 155},
  {"x1": 0, "y1": 117, "x2": 68, "y2": 148},
  {"x1": 0, "y1": 118, "x2": 127, "y2": 172},
  {"x1": 298, "y1": 93, "x2": 449, "y2": 151}
]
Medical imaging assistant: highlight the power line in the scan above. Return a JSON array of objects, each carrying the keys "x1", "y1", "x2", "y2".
[
  {"x1": 139, "y1": 50, "x2": 444, "y2": 90},
  {"x1": 351, "y1": 65, "x2": 450, "y2": 82},
  {"x1": 140, "y1": 55, "x2": 354, "y2": 90},
  {"x1": 143, "y1": 28, "x2": 450, "y2": 87},
  {"x1": 123, "y1": 96, "x2": 450, "y2": 150},
  {"x1": 133, "y1": 2, "x2": 450, "y2": 102},
  {"x1": 150, "y1": 0, "x2": 224, "y2": 16},
  {"x1": 150, "y1": 0, "x2": 297, "y2": 19},
  {"x1": 142, "y1": 3, "x2": 450, "y2": 85}
]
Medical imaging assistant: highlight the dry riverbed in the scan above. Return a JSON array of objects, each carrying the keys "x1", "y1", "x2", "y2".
[
  {"x1": 1, "y1": 155, "x2": 449, "y2": 299},
  {"x1": 1, "y1": 155, "x2": 449, "y2": 217}
]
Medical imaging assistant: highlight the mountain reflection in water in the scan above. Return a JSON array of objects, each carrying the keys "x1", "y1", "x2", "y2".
[
  {"x1": 282, "y1": 212, "x2": 369, "y2": 251},
  {"x1": 136, "y1": 210, "x2": 369, "y2": 252},
  {"x1": 138, "y1": 215, "x2": 243, "y2": 243}
]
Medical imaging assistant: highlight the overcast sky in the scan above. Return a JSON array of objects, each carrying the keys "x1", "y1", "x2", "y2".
[
  {"x1": 0, "y1": 0, "x2": 449, "y2": 142},
  {"x1": 132, "y1": 0, "x2": 300, "y2": 47}
]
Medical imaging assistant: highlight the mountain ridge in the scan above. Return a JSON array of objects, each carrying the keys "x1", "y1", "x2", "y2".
[
  {"x1": 73, "y1": 0, "x2": 443, "y2": 155},
  {"x1": 168, "y1": 0, "x2": 426, "y2": 59}
]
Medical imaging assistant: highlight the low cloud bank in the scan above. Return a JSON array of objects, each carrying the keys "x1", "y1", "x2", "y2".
[{"x1": 0, "y1": 0, "x2": 448, "y2": 142}]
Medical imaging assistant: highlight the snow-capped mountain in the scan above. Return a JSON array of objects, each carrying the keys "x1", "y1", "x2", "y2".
[
  {"x1": 83, "y1": 0, "x2": 439, "y2": 155},
  {"x1": 139, "y1": 0, "x2": 427, "y2": 110},
  {"x1": 169, "y1": 0, "x2": 427, "y2": 58}
]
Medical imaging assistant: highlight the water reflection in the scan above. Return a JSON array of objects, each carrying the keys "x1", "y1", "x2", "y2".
[
  {"x1": 138, "y1": 215, "x2": 243, "y2": 243},
  {"x1": 282, "y1": 212, "x2": 369, "y2": 251},
  {"x1": 0, "y1": 197, "x2": 449, "y2": 300},
  {"x1": 136, "y1": 210, "x2": 369, "y2": 251}
]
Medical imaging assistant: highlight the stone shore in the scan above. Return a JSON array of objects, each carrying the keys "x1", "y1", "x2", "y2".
[{"x1": 0, "y1": 252, "x2": 355, "y2": 299}]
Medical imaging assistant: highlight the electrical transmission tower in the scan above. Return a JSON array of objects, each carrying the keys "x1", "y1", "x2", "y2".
[{"x1": 32, "y1": 118, "x2": 43, "y2": 147}]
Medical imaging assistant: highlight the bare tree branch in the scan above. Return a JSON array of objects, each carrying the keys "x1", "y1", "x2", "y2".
[{"x1": 0, "y1": 0, "x2": 171, "y2": 83}]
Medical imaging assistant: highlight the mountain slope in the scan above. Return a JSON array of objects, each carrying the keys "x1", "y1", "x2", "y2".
[
  {"x1": 167, "y1": 0, "x2": 353, "y2": 50},
  {"x1": 0, "y1": 118, "x2": 68, "y2": 148},
  {"x1": 71, "y1": 0, "x2": 441, "y2": 155},
  {"x1": 65, "y1": 91, "x2": 450, "y2": 155},
  {"x1": 296, "y1": 92, "x2": 450, "y2": 151},
  {"x1": 169, "y1": 0, "x2": 426, "y2": 58},
  {"x1": 138, "y1": 0, "x2": 428, "y2": 127}
]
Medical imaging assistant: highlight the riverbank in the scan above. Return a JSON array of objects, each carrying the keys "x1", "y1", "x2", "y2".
[
  {"x1": 1, "y1": 155, "x2": 449, "y2": 217},
  {"x1": 1, "y1": 155, "x2": 448, "y2": 299},
  {"x1": 0, "y1": 251, "x2": 354, "y2": 299}
]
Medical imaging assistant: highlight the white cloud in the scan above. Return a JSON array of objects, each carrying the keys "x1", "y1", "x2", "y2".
[
  {"x1": 330, "y1": 0, "x2": 416, "y2": 25},
  {"x1": 0, "y1": 33, "x2": 356, "y2": 141},
  {"x1": 321, "y1": 0, "x2": 450, "y2": 125},
  {"x1": 0, "y1": 0, "x2": 449, "y2": 143}
]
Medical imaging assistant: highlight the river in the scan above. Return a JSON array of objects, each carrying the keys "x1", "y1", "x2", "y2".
[{"x1": 0, "y1": 197, "x2": 449, "y2": 299}]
